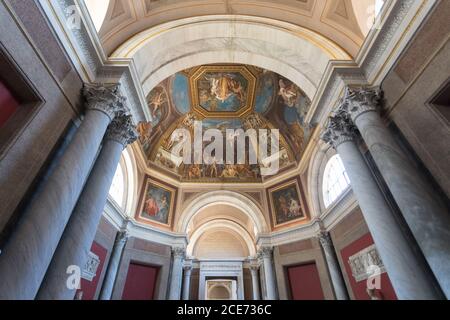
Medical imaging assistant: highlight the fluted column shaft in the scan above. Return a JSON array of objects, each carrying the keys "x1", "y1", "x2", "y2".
[
  {"x1": 169, "y1": 248, "x2": 185, "y2": 300},
  {"x1": 99, "y1": 230, "x2": 128, "y2": 300},
  {"x1": 318, "y1": 231, "x2": 348, "y2": 300},
  {"x1": 321, "y1": 112, "x2": 441, "y2": 299},
  {"x1": 250, "y1": 265, "x2": 261, "y2": 300},
  {"x1": 182, "y1": 264, "x2": 192, "y2": 300},
  {"x1": 36, "y1": 114, "x2": 137, "y2": 300},
  {"x1": 259, "y1": 247, "x2": 277, "y2": 300},
  {"x1": 0, "y1": 84, "x2": 125, "y2": 300},
  {"x1": 340, "y1": 87, "x2": 450, "y2": 298}
]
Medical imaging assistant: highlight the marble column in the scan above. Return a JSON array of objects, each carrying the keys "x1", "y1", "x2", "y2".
[
  {"x1": 169, "y1": 247, "x2": 185, "y2": 300},
  {"x1": 321, "y1": 112, "x2": 441, "y2": 299},
  {"x1": 36, "y1": 113, "x2": 137, "y2": 300},
  {"x1": 339, "y1": 87, "x2": 450, "y2": 298},
  {"x1": 258, "y1": 247, "x2": 277, "y2": 300},
  {"x1": 99, "y1": 229, "x2": 129, "y2": 300},
  {"x1": 0, "y1": 84, "x2": 125, "y2": 300},
  {"x1": 317, "y1": 230, "x2": 349, "y2": 300},
  {"x1": 182, "y1": 263, "x2": 192, "y2": 300},
  {"x1": 250, "y1": 264, "x2": 261, "y2": 300}
]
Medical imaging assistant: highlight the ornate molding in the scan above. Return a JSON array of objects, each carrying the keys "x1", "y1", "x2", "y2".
[
  {"x1": 339, "y1": 87, "x2": 383, "y2": 122},
  {"x1": 106, "y1": 113, "x2": 138, "y2": 147},
  {"x1": 83, "y1": 83, "x2": 127, "y2": 120},
  {"x1": 321, "y1": 109, "x2": 358, "y2": 149},
  {"x1": 348, "y1": 244, "x2": 386, "y2": 282},
  {"x1": 81, "y1": 251, "x2": 100, "y2": 281}
]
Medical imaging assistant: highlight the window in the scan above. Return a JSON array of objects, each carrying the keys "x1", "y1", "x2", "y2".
[
  {"x1": 109, "y1": 164, "x2": 125, "y2": 207},
  {"x1": 322, "y1": 155, "x2": 350, "y2": 208}
]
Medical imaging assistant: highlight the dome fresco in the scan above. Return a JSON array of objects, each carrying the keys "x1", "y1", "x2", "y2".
[{"x1": 137, "y1": 64, "x2": 313, "y2": 183}]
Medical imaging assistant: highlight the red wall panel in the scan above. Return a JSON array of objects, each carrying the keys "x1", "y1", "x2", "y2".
[
  {"x1": 287, "y1": 262, "x2": 325, "y2": 300},
  {"x1": 0, "y1": 80, "x2": 19, "y2": 127},
  {"x1": 122, "y1": 263, "x2": 159, "y2": 300},
  {"x1": 340, "y1": 233, "x2": 397, "y2": 300},
  {"x1": 76, "y1": 242, "x2": 108, "y2": 300}
]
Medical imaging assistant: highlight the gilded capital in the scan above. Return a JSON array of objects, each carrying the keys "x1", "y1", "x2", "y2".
[{"x1": 83, "y1": 83, "x2": 127, "y2": 120}]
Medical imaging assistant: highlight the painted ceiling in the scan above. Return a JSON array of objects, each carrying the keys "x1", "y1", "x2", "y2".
[{"x1": 136, "y1": 64, "x2": 313, "y2": 183}]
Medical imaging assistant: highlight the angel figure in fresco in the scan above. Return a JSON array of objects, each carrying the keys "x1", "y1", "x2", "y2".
[
  {"x1": 278, "y1": 79, "x2": 298, "y2": 107},
  {"x1": 206, "y1": 74, "x2": 245, "y2": 104},
  {"x1": 148, "y1": 90, "x2": 166, "y2": 118},
  {"x1": 136, "y1": 121, "x2": 152, "y2": 145},
  {"x1": 188, "y1": 164, "x2": 202, "y2": 179},
  {"x1": 144, "y1": 193, "x2": 159, "y2": 217}
]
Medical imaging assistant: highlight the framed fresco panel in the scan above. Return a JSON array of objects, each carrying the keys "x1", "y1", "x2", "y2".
[
  {"x1": 268, "y1": 179, "x2": 309, "y2": 228},
  {"x1": 137, "y1": 177, "x2": 176, "y2": 228}
]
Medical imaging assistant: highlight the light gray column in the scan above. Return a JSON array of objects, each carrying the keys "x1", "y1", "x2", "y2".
[
  {"x1": 182, "y1": 263, "x2": 192, "y2": 300},
  {"x1": 250, "y1": 264, "x2": 261, "y2": 300},
  {"x1": 317, "y1": 230, "x2": 349, "y2": 300},
  {"x1": 36, "y1": 114, "x2": 137, "y2": 300},
  {"x1": 169, "y1": 247, "x2": 185, "y2": 300},
  {"x1": 0, "y1": 84, "x2": 125, "y2": 300},
  {"x1": 321, "y1": 112, "x2": 442, "y2": 299},
  {"x1": 339, "y1": 87, "x2": 450, "y2": 298},
  {"x1": 99, "y1": 229, "x2": 129, "y2": 300},
  {"x1": 258, "y1": 247, "x2": 277, "y2": 300}
]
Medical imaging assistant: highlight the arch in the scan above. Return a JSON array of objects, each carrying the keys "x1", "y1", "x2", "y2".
[
  {"x1": 177, "y1": 190, "x2": 269, "y2": 234},
  {"x1": 97, "y1": 1, "x2": 366, "y2": 57},
  {"x1": 111, "y1": 15, "x2": 351, "y2": 103},
  {"x1": 187, "y1": 219, "x2": 256, "y2": 258}
]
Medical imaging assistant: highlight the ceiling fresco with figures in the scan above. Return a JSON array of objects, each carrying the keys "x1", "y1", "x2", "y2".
[{"x1": 136, "y1": 64, "x2": 313, "y2": 183}]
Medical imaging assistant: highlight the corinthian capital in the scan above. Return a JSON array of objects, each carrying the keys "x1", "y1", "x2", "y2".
[
  {"x1": 317, "y1": 230, "x2": 332, "y2": 248},
  {"x1": 105, "y1": 113, "x2": 138, "y2": 148},
  {"x1": 83, "y1": 83, "x2": 127, "y2": 120},
  {"x1": 339, "y1": 86, "x2": 382, "y2": 121},
  {"x1": 321, "y1": 109, "x2": 358, "y2": 149},
  {"x1": 172, "y1": 247, "x2": 186, "y2": 258},
  {"x1": 257, "y1": 246, "x2": 273, "y2": 259}
]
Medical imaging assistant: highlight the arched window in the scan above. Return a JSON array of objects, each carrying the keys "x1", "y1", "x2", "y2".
[
  {"x1": 322, "y1": 155, "x2": 350, "y2": 208},
  {"x1": 109, "y1": 163, "x2": 125, "y2": 208}
]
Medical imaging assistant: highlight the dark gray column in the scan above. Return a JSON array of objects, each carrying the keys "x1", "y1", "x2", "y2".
[
  {"x1": 36, "y1": 114, "x2": 137, "y2": 300},
  {"x1": 317, "y1": 230, "x2": 349, "y2": 300},
  {"x1": 0, "y1": 84, "x2": 125, "y2": 300},
  {"x1": 182, "y1": 262, "x2": 192, "y2": 300},
  {"x1": 99, "y1": 229, "x2": 129, "y2": 300},
  {"x1": 258, "y1": 246, "x2": 277, "y2": 300},
  {"x1": 339, "y1": 87, "x2": 450, "y2": 298},
  {"x1": 250, "y1": 263, "x2": 261, "y2": 300},
  {"x1": 321, "y1": 112, "x2": 441, "y2": 299},
  {"x1": 169, "y1": 247, "x2": 185, "y2": 300}
]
